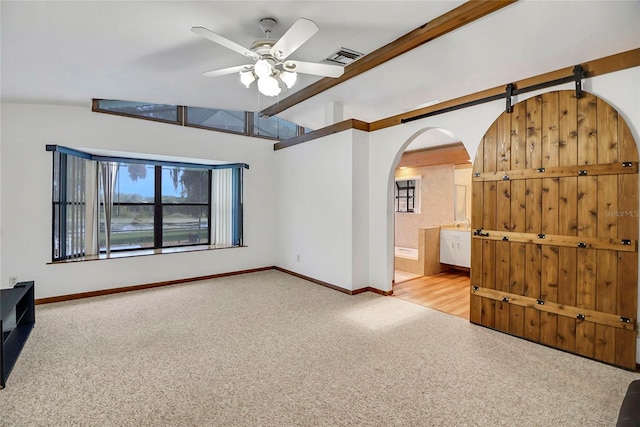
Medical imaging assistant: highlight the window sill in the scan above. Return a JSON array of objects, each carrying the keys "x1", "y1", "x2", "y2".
[{"x1": 49, "y1": 244, "x2": 244, "y2": 264}]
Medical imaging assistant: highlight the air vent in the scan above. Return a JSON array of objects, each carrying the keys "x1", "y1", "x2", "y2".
[{"x1": 322, "y1": 47, "x2": 364, "y2": 66}]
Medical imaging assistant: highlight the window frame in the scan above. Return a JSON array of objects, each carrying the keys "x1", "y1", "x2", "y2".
[
  {"x1": 47, "y1": 145, "x2": 247, "y2": 261},
  {"x1": 395, "y1": 176, "x2": 421, "y2": 214},
  {"x1": 99, "y1": 163, "x2": 213, "y2": 253}
]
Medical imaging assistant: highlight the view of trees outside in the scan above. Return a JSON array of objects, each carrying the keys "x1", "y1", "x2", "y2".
[{"x1": 99, "y1": 162, "x2": 209, "y2": 251}]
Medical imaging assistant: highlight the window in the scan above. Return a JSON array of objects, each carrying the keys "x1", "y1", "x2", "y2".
[
  {"x1": 51, "y1": 150, "x2": 92, "y2": 260},
  {"x1": 253, "y1": 114, "x2": 299, "y2": 139},
  {"x1": 185, "y1": 107, "x2": 247, "y2": 134},
  {"x1": 93, "y1": 100, "x2": 180, "y2": 124},
  {"x1": 48, "y1": 145, "x2": 246, "y2": 261},
  {"x1": 93, "y1": 99, "x2": 307, "y2": 141},
  {"x1": 395, "y1": 177, "x2": 420, "y2": 213}
]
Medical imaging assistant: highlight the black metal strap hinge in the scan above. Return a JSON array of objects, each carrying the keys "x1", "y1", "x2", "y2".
[
  {"x1": 573, "y1": 65, "x2": 585, "y2": 99},
  {"x1": 505, "y1": 83, "x2": 515, "y2": 113}
]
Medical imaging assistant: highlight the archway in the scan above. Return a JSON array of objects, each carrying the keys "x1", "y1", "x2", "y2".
[{"x1": 390, "y1": 127, "x2": 473, "y2": 319}]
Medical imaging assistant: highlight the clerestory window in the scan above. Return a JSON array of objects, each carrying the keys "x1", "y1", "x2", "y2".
[{"x1": 92, "y1": 99, "x2": 311, "y2": 140}]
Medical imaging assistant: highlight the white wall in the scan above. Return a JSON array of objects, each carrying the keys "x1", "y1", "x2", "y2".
[
  {"x1": 0, "y1": 103, "x2": 277, "y2": 299},
  {"x1": 274, "y1": 130, "x2": 361, "y2": 290},
  {"x1": 351, "y1": 130, "x2": 370, "y2": 289}
]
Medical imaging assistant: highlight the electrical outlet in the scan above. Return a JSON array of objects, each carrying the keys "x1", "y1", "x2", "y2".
[{"x1": 9, "y1": 276, "x2": 18, "y2": 286}]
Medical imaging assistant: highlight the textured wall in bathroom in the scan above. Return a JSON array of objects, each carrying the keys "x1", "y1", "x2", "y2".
[{"x1": 394, "y1": 164, "x2": 455, "y2": 249}]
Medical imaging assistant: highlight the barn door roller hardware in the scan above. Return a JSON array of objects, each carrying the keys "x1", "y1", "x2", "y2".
[
  {"x1": 503, "y1": 65, "x2": 585, "y2": 113},
  {"x1": 573, "y1": 65, "x2": 585, "y2": 98},
  {"x1": 505, "y1": 83, "x2": 515, "y2": 113}
]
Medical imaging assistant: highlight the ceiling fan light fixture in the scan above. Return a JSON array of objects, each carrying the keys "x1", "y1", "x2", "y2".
[
  {"x1": 239, "y1": 70, "x2": 256, "y2": 88},
  {"x1": 280, "y1": 71, "x2": 297, "y2": 89},
  {"x1": 194, "y1": 17, "x2": 343, "y2": 97},
  {"x1": 257, "y1": 75, "x2": 281, "y2": 97},
  {"x1": 254, "y1": 59, "x2": 273, "y2": 79}
]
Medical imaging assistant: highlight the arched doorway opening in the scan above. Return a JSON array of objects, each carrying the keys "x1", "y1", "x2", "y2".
[{"x1": 390, "y1": 127, "x2": 473, "y2": 319}]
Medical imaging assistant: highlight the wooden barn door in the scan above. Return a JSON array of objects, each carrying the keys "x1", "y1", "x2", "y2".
[{"x1": 470, "y1": 90, "x2": 638, "y2": 370}]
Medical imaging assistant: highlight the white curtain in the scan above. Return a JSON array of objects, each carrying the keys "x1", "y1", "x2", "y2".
[
  {"x1": 211, "y1": 168, "x2": 233, "y2": 246},
  {"x1": 99, "y1": 161, "x2": 119, "y2": 255},
  {"x1": 84, "y1": 161, "x2": 99, "y2": 256}
]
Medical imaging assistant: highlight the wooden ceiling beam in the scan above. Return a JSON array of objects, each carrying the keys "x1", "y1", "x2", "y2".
[{"x1": 260, "y1": 0, "x2": 517, "y2": 118}]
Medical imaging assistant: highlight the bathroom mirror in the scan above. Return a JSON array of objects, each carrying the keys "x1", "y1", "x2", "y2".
[{"x1": 454, "y1": 184, "x2": 466, "y2": 222}]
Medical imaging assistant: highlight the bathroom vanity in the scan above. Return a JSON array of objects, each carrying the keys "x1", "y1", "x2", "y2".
[{"x1": 439, "y1": 227, "x2": 471, "y2": 268}]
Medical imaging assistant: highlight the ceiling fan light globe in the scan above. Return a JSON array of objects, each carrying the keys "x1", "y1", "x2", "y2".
[
  {"x1": 257, "y1": 76, "x2": 281, "y2": 97},
  {"x1": 239, "y1": 71, "x2": 256, "y2": 88},
  {"x1": 280, "y1": 71, "x2": 297, "y2": 89},
  {"x1": 254, "y1": 59, "x2": 273, "y2": 79}
]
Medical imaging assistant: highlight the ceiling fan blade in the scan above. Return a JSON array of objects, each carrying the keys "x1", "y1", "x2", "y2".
[
  {"x1": 283, "y1": 60, "x2": 344, "y2": 78},
  {"x1": 192, "y1": 26, "x2": 259, "y2": 60},
  {"x1": 270, "y1": 18, "x2": 318, "y2": 60},
  {"x1": 202, "y1": 64, "x2": 254, "y2": 78}
]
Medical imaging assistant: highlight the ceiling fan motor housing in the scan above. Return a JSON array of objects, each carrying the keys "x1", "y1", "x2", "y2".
[
  {"x1": 250, "y1": 39, "x2": 277, "y2": 56},
  {"x1": 258, "y1": 18, "x2": 277, "y2": 37}
]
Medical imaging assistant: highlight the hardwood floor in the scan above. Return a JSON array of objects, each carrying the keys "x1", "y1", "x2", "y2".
[{"x1": 393, "y1": 270, "x2": 470, "y2": 320}]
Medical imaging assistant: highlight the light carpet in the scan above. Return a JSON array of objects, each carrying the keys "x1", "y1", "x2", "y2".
[{"x1": 1, "y1": 270, "x2": 638, "y2": 426}]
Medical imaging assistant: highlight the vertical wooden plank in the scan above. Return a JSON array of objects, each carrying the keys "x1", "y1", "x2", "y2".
[
  {"x1": 540, "y1": 92, "x2": 559, "y2": 347},
  {"x1": 523, "y1": 96, "x2": 542, "y2": 342},
  {"x1": 616, "y1": 118, "x2": 639, "y2": 369},
  {"x1": 575, "y1": 93, "x2": 598, "y2": 359},
  {"x1": 557, "y1": 90, "x2": 578, "y2": 352},
  {"x1": 495, "y1": 113, "x2": 511, "y2": 331},
  {"x1": 509, "y1": 101, "x2": 527, "y2": 335},
  {"x1": 470, "y1": 140, "x2": 484, "y2": 325},
  {"x1": 482, "y1": 123, "x2": 497, "y2": 328},
  {"x1": 594, "y1": 98, "x2": 618, "y2": 364}
]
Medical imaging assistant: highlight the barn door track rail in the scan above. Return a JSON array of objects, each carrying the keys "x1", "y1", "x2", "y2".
[{"x1": 402, "y1": 65, "x2": 585, "y2": 123}]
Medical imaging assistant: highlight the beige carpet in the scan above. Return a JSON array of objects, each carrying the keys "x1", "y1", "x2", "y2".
[{"x1": 1, "y1": 270, "x2": 638, "y2": 426}]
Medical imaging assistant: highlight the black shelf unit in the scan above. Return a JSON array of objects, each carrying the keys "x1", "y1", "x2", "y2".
[{"x1": 1, "y1": 281, "x2": 35, "y2": 389}]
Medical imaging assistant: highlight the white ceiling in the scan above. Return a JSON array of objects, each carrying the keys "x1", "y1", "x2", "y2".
[{"x1": 2, "y1": 1, "x2": 639, "y2": 135}]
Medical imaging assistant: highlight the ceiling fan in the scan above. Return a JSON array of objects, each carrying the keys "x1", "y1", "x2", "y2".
[{"x1": 192, "y1": 18, "x2": 345, "y2": 97}]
